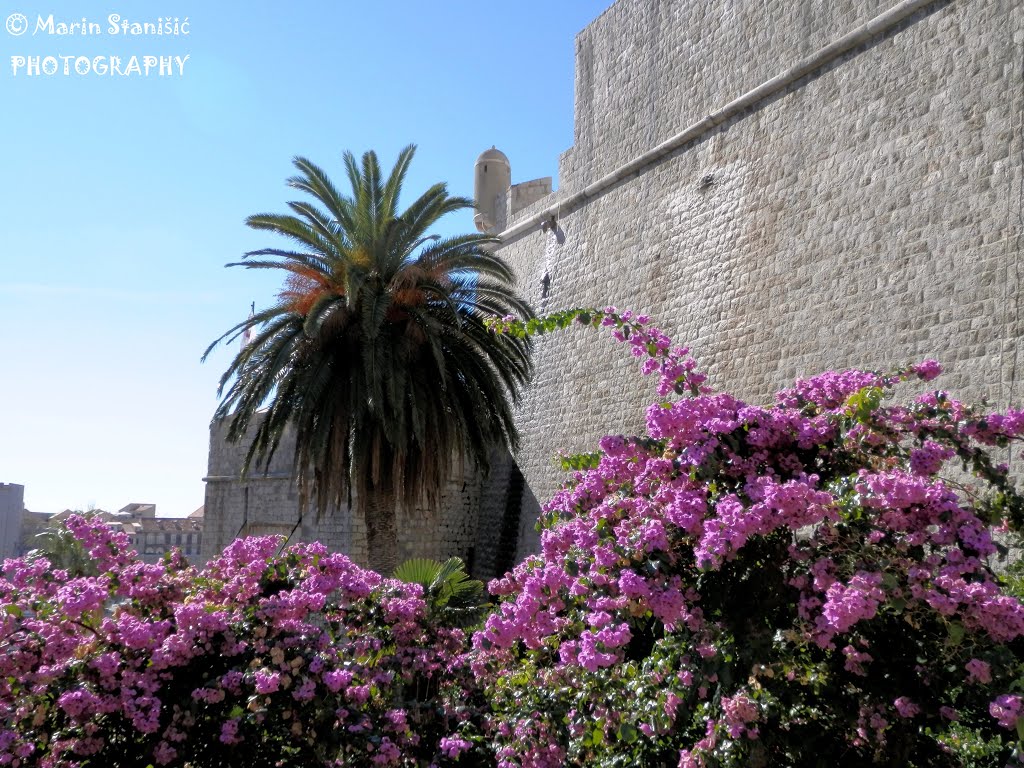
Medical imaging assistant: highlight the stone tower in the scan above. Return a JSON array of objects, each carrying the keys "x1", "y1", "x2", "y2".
[{"x1": 474, "y1": 146, "x2": 512, "y2": 234}]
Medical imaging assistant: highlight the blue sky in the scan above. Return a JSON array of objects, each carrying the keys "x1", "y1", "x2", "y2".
[{"x1": 0, "y1": 1, "x2": 610, "y2": 515}]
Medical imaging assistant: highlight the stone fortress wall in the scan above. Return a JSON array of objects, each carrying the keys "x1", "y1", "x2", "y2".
[
  {"x1": 487, "y1": 0, "x2": 1024, "y2": 557},
  {"x1": 201, "y1": 418, "x2": 517, "y2": 577}
]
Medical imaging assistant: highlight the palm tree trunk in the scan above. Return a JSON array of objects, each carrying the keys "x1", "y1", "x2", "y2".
[{"x1": 364, "y1": 490, "x2": 398, "y2": 575}]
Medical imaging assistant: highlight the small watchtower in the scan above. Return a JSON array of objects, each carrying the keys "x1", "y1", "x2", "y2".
[{"x1": 473, "y1": 146, "x2": 511, "y2": 234}]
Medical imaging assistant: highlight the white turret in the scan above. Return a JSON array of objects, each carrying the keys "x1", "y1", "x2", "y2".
[{"x1": 474, "y1": 146, "x2": 511, "y2": 234}]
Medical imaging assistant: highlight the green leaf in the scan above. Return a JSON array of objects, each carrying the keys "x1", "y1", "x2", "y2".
[
  {"x1": 947, "y1": 622, "x2": 965, "y2": 645},
  {"x1": 845, "y1": 386, "x2": 884, "y2": 422},
  {"x1": 4, "y1": 604, "x2": 23, "y2": 617},
  {"x1": 617, "y1": 722, "x2": 638, "y2": 744},
  {"x1": 393, "y1": 557, "x2": 445, "y2": 586}
]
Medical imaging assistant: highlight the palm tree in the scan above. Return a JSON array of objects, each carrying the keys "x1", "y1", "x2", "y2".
[
  {"x1": 204, "y1": 145, "x2": 533, "y2": 574},
  {"x1": 393, "y1": 557, "x2": 489, "y2": 629},
  {"x1": 31, "y1": 524, "x2": 98, "y2": 577}
]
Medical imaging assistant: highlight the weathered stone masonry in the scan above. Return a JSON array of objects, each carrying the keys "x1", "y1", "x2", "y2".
[
  {"x1": 201, "y1": 417, "x2": 515, "y2": 576},
  {"x1": 492, "y1": 0, "x2": 1024, "y2": 557}
]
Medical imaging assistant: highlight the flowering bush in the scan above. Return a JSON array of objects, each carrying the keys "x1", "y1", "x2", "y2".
[
  {"x1": 477, "y1": 309, "x2": 1024, "y2": 767},
  {"x1": 5, "y1": 309, "x2": 1024, "y2": 768},
  {"x1": 0, "y1": 518, "x2": 478, "y2": 767}
]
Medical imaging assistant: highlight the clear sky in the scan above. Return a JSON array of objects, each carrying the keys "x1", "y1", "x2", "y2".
[{"x1": 0, "y1": 1, "x2": 611, "y2": 516}]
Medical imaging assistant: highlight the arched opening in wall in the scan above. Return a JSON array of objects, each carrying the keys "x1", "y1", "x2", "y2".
[{"x1": 495, "y1": 465, "x2": 525, "y2": 577}]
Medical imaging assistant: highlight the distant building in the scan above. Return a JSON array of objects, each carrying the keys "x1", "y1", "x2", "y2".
[
  {"x1": 48, "y1": 502, "x2": 204, "y2": 565},
  {"x1": 121, "y1": 517, "x2": 203, "y2": 565},
  {"x1": 119, "y1": 502, "x2": 156, "y2": 519},
  {"x1": 0, "y1": 484, "x2": 25, "y2": 560}
]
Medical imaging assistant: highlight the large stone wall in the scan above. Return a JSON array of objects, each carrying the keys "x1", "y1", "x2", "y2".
[
  {"x1": 202, "y1": 420, "x2": 355, "y2": 560},
  {"x1": 496, "y1": 0, "x2": 1024, "y2": 556},
  {"x1": 202, "y1": 418, "x2": 516, "y2": 576}
]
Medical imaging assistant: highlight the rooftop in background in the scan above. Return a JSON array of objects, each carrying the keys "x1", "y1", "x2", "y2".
[
  {"x1": 40, "y1": 502, "x2": 204, "y2": 563},
  {"x1": 119, "y1": 502, "x2": 157, "y2": 518}
]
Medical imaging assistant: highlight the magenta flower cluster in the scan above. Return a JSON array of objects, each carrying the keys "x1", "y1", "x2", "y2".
[
  {"x1": 481, "y1": 308, "x2": 1024, "y2": 768},
  {"x1": 0, "y1": 518, "x2": 476, "y2": 767}
]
